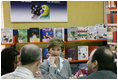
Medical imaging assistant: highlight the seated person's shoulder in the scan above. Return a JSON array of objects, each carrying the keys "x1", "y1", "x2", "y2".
[
  {"x1": 40, "y1": 60, "x2": 49, "y2": 68},
  {"x1": 1, "y1": 72, "x2": 14, "y2": 79}
]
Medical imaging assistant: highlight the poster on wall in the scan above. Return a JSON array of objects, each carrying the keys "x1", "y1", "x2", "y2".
[{"x1": 10, "y1": 1, "x2": 67, "y2": 22}]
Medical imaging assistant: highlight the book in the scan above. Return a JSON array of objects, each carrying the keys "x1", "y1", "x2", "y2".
[
  {"x1": 18, "y1": 29, "x2": 28, "y2": 43},
  {"x1": 29, "y1": 28, "x2": 40, "y2": 42},
  {"x1": 70, "y1": 63, "x2": 79, "y2": 75},
  {"x1": 53, "y1": 27, "x2": 64, "y2": 41},
  {"x1": 107, "y1": 27, "x2": 117, "y2": 43},
  {"x1": 107, "y1": 32, "x2": 113, "y2": 42},
  {"x1": 78, "y1": 63, "x2": 88, "y2": 76},
  {"x1": 108, "y1": 1, "x2": 111, "y2": 8},
  {"x1": 1, "y1": 28, "x2": 13, "y2": 44},
  {"x1": 107, "y1": 14, "x2": 111, "y2": 24},
  {"x1": 113, "y1": 13, "x2": 117, "y2": 24},
  {"x1": 77, "y1": 27, "x2": 88, "y2": 40},
  {"x1": 67, "y1": 27, "x2": 78, "y2": 41},
  {"x1": 110, "y1": 11, "x2": 114, "y2": 24},
  {"x1": 88, "y1": 46, "x2": 98, "y2": 54},
  {"x1": 60, "y1": 49, "x2": 65, "y2": 58},
  {"x1": 78, "y1": 46, "x2": 88, "y2": 60},
  {"x1": 113, "y1": 31, "x2": 117, "y2": 42},
  {"x1": 67, "y1": 46, "x2": 78, "y2": 60},
  {"x1": 111, "y1": 1, "x2": 115, "y2": 8},
  {"x1": 87, "y1": 26, "x2": 97, "y2": 40},
  {"x1": 42, "y1": 28, "x2": 53, "y2": 42},
  {"x1": 43, "y1": 48, "x2": 50, "y2": 59},
  {"x1": 97, "y1": 24, "x2": 107, "y2": 39},
  {"x1": 110, "y1": 11, "x2": 117, "y2": 24}
]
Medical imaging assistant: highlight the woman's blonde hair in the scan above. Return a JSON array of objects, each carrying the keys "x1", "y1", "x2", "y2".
[{"x1": 47, "y1": 37, "x2": 64, "y2": 51}]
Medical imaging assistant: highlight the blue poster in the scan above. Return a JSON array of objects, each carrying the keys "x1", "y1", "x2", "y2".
[{"x1": 10, "y1": 1, "x2": 67, "y2": 22}]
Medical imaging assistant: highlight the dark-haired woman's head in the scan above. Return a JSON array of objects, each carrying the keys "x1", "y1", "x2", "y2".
[{"x1": 1, "y1": 48, "x2": 20, "y2": 75}]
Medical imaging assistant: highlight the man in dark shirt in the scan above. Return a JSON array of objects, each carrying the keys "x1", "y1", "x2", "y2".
[{"x1": 79, "y1": 46, "x2": 117, "y2": 79}]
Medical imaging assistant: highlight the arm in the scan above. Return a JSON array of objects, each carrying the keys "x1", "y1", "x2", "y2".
[
  {"x1": 67, "y1": 60, "x2": 72, "y2": 78},
  {"x1": 39, "y1": 61, "x2": 58, "y2": 79}
]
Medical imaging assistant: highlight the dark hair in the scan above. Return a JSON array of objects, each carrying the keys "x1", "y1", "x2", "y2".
[
  {"x1": 1, "y1": 48, "x2": 20, "y2": 75},
  {"x1": 91, "y1": 46, "x2": 114, "y2": 71},
  {"x1": 20, "y1": 44, "x2": 42, "y2": 65},
  {"x1": 47, "y1": 37, "x2": 64, "y2": 51}
]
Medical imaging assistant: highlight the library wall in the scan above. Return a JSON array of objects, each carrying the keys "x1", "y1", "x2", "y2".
[{"x1": 3, "y1": 1, "x2": 104, "y2": 29}]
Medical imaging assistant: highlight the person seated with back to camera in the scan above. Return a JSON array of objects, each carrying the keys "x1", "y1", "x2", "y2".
[
  {"x1": 2, "y1": 44, "x2": 43, "y2": 79},
  {"x1": 78, "y1": 46, "x2": 117, "y2": 79},
  {"x1": 40, "y1": 37, "x2": 72, "y2": 79}
]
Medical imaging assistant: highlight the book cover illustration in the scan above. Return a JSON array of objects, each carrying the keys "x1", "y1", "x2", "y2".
[
  {"x1": 73, "y1": 63, "x2": 88, "y2": 78},
  {"x1": 67, "y1": 46, "x2": 78, "y2": 60},
  {"x1": 1, "y1": 28, "x2": 13, "y2": 44},
  {"x1": 18, "y1": 29, "x2": 28, "y2": 43},
  {"x1": 43, "y1": 48, "x2": 50, "y2": 59},
  {"x1": 70, "y1": 63, "x2": 79, "y2": 75},
  {"x1": 87, "y1": 26, "x2": 97, "y2": 40},
  {"x1": 42, "y1": 28, "x2": 53, "y2": 42},
  {"x1": 31, "y1": 4, "x2": 50, "y2": 20},
  {"x1": 77, "y1": 63, "x2": 88, "y2": 76},
  {"x1": 67, "y1": 27, "x2": 78, "y2": 41},
  {"x1": 97, "y1": 24, "x2": 107, "y2": 39},
  {"x1": 78, "y1": 46, "x2": 88, "y2": 60},
  {"x1": 107, "y1": 32, "x2": 113, "y2": 42},
  {"x1": 60, "y1": 49, "x2": 65, "y2": 58},
  {"x1": 53, "y1": 27, "x2": 64, "y2": 41},
  {"x1": 77, "y1": 27, "x2": 88, "y2": 40},
  {"x1": 29, "y1": 28, "x2": 40, "y2": 42},
  {"x1": 107, "y1": 27, "x2": 117, "y2": 43}
]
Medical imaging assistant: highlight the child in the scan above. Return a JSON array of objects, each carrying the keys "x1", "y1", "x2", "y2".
[{"x1": 40, "y1": 37, "x2": 72, "y2": 79}]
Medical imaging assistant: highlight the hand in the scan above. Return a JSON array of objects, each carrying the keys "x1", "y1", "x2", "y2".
[
  {"x1": 49, "y1": 56, "x2": 55, "y2": 66},
  {"x1": 71, "y1": 75, "x2": 77, "y2": 79}
]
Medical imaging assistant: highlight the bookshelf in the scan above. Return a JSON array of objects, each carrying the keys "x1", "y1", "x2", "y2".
[
  {"x1": 67, "y1": 40, "x2": 107, "y2": 43},
  {"x1": 1, "y1": 43, "x2": 15, "y2": 45},
  {"x1": 16, "y1": 41, "x2": 67, "y2": 44},
  {"x1": 107, "y1": 42, "x2": 117, "y2": 46},
  {"x1": 2, "y1": 38, "x2": 107, "y2": 45},
  {"x1": 107, "y1": 24, "x2": 117, "y2": 26},
  {"x1": 104, "y1": 1, "x2": 117, "y2": 44},
  {"x1": 104, "y1": 1, "x2": 117, "y2": 65},
  {"x1": 1, "y1": 26, "x2": 108, "y2": 63},
  {"x1": 2, "y1": 35, "x2": 107, "y2": 63},
  {"x1": 16, "y1": 42, "x2": 48, "y2": 44},
  {"x1": 69, "y1": 60, "x2": 88, "y2": 63}
]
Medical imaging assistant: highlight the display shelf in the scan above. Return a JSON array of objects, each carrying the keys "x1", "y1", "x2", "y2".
[
  {"x1": 1, "y1": 43, "x2": 15, "y2": 45},
  {"x1": 1, "y1": 39, "x2": 107, "y2": 45},
  {"x1": 67, "y1": 40, "x2": 107, "y2": 43},
  {"x1": 16, "y1": 42, "x2": 48, "y2": 44},
  {"x1": 16, "y1": 41, "x2": 67, "y2": 44},
  {"x1": 107, "y1": 24, "x2": 117, "y2": 26},
  {"x1": 109, "y1": 8, "x2": 117, "y2": 10},
  {"x1": 69, "y1": 60, "x2": 88, "y2": 63},
  {"x1": 107, "y1": 42, "x2": 117, "y2": 45}
]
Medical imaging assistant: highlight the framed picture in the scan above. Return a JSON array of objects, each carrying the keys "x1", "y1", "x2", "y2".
[{"x1": 10, "y1": 1, "x2": 67, "y2": 22}]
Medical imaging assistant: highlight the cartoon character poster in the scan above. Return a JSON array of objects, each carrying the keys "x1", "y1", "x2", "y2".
[{"x1": 10, "y1": 1, "x2": 67, "y2": 22}]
